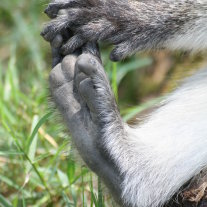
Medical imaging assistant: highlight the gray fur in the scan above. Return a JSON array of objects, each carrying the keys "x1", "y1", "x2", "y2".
[
  {"x1": 49, "y1": 50, "x2": 207, "y2": 207},
  {"x1": 42, "y1": 0, "x2": 207, "y2": 60},
  {"x1": 44, "y1": 1, "x2": 207, "y2": 206}
]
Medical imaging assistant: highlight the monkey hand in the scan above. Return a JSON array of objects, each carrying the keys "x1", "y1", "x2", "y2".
[
  {"x1": 49, "y1": 41, "x2": 125, "y2": 205},
  {"x1": 42, "y1": 0, "x2": 188, "y2": 61}
]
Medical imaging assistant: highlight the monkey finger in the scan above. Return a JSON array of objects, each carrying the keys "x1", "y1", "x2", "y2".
[
  {"x1": 110, "y1": 46, "x2": 127, "y2": 62},
  {"x1": 51, "y1": 35, "x2": 64, "y2": 67},
  {"x1": 60, "y1": 34, "x2": 86, "y2": 55},
  {"x1": 49, "y1": 63, "x2": 66, "y2": 89},
  {"x1": 50, "y1": 56, "x2": 81, "y2": 116},
  {"x1": 74, "y1": 54, "x2": 101, "y2": 111},
  {"x1": 76, "y1": 53, "x2": 115, "y2": 106},
  {"x1": 76, "y1": 54, "x2": 108, "y2": 84},
  {"x1": 76, "y1": 54, "x2": 98, "y2": 76},
  {"x1": 110, "y1": 40, "x2": 139, "y2": 61},
  {"x1": 42, "y1": 7, "x2": 92, "y2": 42},
  {"x1": 44, "y1": 2, "x2": 68, "y2": 19},
  {"x1": 82, "y1": 42, "x2": 101, "y2": 62},
  {"x1": 79, "y1": 78, "x2": 99, "y2": 120},
  {"x1": 44, "y1": 4, "x2": 59, "y2": 19},
  {"x1": 51, "y1": 50, "x2": 62, "y2": 68},
  {"x1": 61, "y1": 55, "x2": 78, "y2": 82},
  {"x1": 51, "y1": 34, "x2": 63, "y2": 48},
  {"x1": 50, "y1": 54, "x2": 78, "y2": 88},
  {"x1": 44, "y1": 0, "x2": 83, "y2": 19},
  {"x1": 41, "y1": 25, "x2": 56, "y2": 42},
  {"x1": 52, "y1": 80, "x2": 82, "y2": 118},
  {"x1": 41, "y1": 16, "x2": 68, "y2": 42}
]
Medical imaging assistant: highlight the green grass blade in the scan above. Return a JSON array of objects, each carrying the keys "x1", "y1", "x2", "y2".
[
  {"x1": 62, "y1": 192, "x2": 74, "y2": 206},
  {"x1": 111, "y1": 62, "x2": 118, "y2": 102},
  {"x1": 98, "y1": 177, "x2": 104, "y2": 207},
  {"x1": 0, "y1": 175, "x2": 20, "y2": 190},
  {"x1": 117, "y1": 58, "x2": 153, "y2": 85},
  {"x1": 67, "y1": 159, "x2": 76, "y2": 185},
  {"x1": 0, "y1": 194, "x2": 13, "y2": 207},
  {"x1": 58, "y1": 169, "x2": 69, "y2": 188},
  {"x1": 122, "y1": 96, "x2": 164, "y2": 121},
  {"x1": 81, "y1": 167, "x2": 85, "y2": 207},
  {"x1": 0, "y1": 151, "x2": 24, "y2": 156},
  {"x1": 1, "y1": 121, "x2": 52, "y2": 198},
  {"x1": 26, "y1": 115, "x2": 39, "y2": 173},
  {"x1": 26, "y1": 112, "x2": 53, "y2": 152}
]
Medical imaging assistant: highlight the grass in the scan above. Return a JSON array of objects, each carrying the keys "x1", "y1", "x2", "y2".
[
  {"x1": 0, "y1": 1, "x2": 155, "y2": 206},
  {"x1": 0, "y1": 51, "x2": 109, "y2": 207},
  {"x1": 0, "y1": 45, "x2": 155, "y2": 207},
  {"x1": 0, "y1": 0, "x2": 204, "y2": 206}
]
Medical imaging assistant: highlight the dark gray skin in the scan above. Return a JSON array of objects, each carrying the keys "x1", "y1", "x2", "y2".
[{"x1": 49, "y1": 38, "x2": 125, "y2": 205}]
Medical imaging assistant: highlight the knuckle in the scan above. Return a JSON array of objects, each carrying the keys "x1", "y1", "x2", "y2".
[
  {"x1": 49, "y1": 64, "x2": 65, "y2": 89},
  {"x1": 57, "y1": 9, "x2": 68, "y2": 16},
  {"x1": 51, "y1": 34, "x2": 63, "y2": 48},
  {"x1": 77, "y1": 54, "x2": 97, "y2": 71},
  {"x1": 44, "y1": 5, "x2": 57, "y2": 18},
  {"x1": 61, "y1": 55, "x2": 76, "y2": 81}
]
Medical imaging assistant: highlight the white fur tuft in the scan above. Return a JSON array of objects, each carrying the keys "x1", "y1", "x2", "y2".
[
  {"x1": 166, "y1": 17, "x2": 207, "y2": 51},
  {"x1": 103, "y1": 68, "x2": 207, "y2": 207}
]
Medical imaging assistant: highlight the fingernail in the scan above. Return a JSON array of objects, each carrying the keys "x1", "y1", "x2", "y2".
[
  {"x1": 44, "y1": 7, "x2": 49, "y2": 14},
  {"x1": 110, "y1": 53, "x2": 120, "y2": 62},
  {"x1": 51, "y1": 35, "x2": 63, "y2": 48}
]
